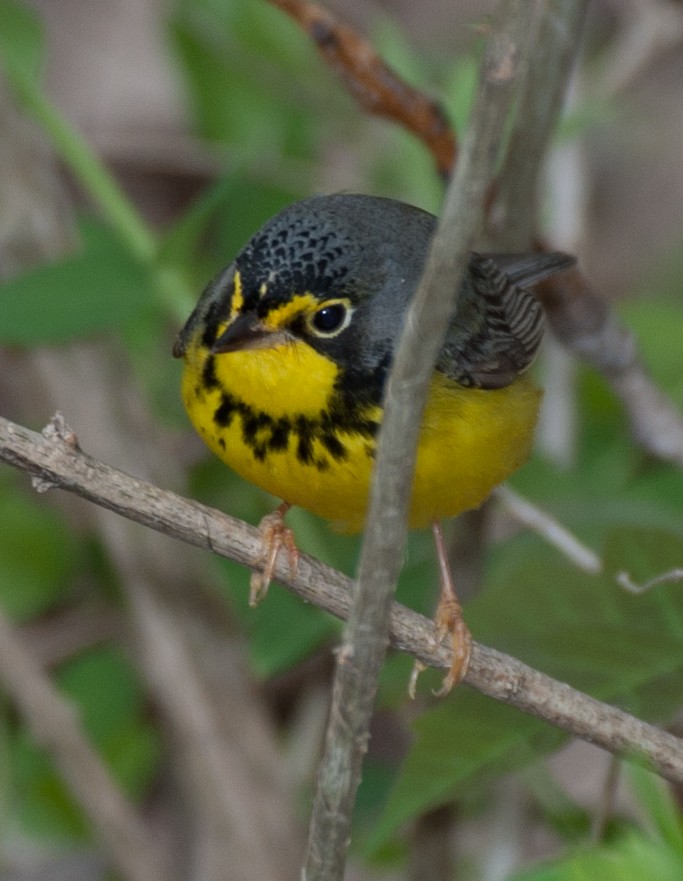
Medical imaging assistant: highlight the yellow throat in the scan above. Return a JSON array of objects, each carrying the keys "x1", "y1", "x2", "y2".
[{"x1": 180, "y1": 325, "x2": 541, "y2": 534}]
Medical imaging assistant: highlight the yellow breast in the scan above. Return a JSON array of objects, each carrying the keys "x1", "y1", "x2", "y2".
[{"x1": 181, "y1": 331, "x2": 540, "y2": 533}]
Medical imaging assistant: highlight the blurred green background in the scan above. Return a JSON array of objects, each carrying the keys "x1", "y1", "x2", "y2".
[{"x1": 1, "y1": 1, "x2": 683, "y2": 879}]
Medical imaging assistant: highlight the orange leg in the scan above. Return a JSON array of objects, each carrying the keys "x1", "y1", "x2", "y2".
[
  {"x1": 411, "y1": 521, "x2": 472, "y2": 696},
  {"x1": 249, "y1": 502, "x2": 299, "y2": 606}
]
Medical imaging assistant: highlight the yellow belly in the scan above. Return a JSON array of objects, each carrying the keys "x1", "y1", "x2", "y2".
[{"x1": 181, "y1": 337, "x2": 541, "y2": 533}]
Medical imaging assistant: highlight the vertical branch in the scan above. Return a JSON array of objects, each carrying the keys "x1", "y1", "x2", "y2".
[
  {"x1": 490, "y1": 0, "x2": 590, "y2": 248},
  {"x1": 301, "y1": 3, "x2": 544, "y2": 879}
]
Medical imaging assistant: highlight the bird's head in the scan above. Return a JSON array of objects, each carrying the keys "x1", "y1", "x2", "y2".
[{"x1": 174, "y1": 194, "x2": 435, "y2": 406}]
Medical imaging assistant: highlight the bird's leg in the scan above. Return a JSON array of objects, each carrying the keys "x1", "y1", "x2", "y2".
[
  {"x1": 430, "y1": 520, "x2": 472, "y2": 695},
  {"x1": 249, "y1": 502, "x2": 299, "y2": 606}
]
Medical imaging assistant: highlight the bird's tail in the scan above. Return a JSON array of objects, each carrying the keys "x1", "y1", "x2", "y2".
[{"x1": 486, "y1": 251, "x2": 576, "y2": 287}]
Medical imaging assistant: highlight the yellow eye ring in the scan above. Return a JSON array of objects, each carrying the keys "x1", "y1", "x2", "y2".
[{"x1": 307, "y1": 298, "x2": 353, "y2": 338}]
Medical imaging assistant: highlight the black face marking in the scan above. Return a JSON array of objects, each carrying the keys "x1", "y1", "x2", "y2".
[
  {"x1": 202, "y1": 355, "x2": 219, "y2": 391},
  {"x1": 200, "y1": 300, "x2": 223, "y2": 349}
]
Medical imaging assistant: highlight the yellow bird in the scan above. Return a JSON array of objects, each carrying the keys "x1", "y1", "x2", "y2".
[{"x1": 174, "y1": 194, "x2": 574, "y2": 690}]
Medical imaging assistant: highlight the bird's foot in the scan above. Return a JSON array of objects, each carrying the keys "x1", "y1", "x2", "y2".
[
  {"x1": 431, "y1": 594, "x2": 472, "y2": 696},
  {"x1": 249, "y1": 502, "x2": 299, "y2": 606},
  {"x1": 410, "y1": 521, "x2": 472, "y2": 697},
  {"x1": 408, "y1": 597, "x2": 472, "y2": 698}
]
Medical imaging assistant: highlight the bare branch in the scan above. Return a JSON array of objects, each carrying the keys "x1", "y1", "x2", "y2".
[
  {"x1": 537, "y1": 266, "x2": 683, "y2": 469},
  {"x1": 490, "y1": 0, "x2": 590, "y2": 247},
  {"x1": 596, "y1": 0, "x2": 683, "y2": 98},
  {"x1": 494, "y1": 485, "x2": 602, "y2": 574},
  {"x1": 268, "y1": 0, "x2": 456, "y2": 177},
  {"x1": 1, "y1": 413, "x2": 681, "y2": 784}
]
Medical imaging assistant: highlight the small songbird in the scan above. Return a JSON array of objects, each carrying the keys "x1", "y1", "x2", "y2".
[{"x1": 174, "y1": 194, "x2": 575, "y2": 690}]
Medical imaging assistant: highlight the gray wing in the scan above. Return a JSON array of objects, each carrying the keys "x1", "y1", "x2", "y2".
[{"x1": 438, "y1": 251, "x2": 575, "y2": 389}]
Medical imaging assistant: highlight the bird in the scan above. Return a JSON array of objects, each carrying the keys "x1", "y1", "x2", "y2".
[{"x1": 173, "y1": 193, "x2": 575, "y2": 692}]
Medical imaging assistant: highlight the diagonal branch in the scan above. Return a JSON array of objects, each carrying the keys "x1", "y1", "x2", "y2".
[
  {"x1": 268, "y1": 0, "x2": 456, "y2": 178},
  {"x1": 537, "y1": 266, "x2": 683, "y2": 469},
  {"x1": 1, "y1": 415, "x2": 681, "y2": 786}
]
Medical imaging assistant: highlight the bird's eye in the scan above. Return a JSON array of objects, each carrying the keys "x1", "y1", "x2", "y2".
[{"x1": 309, "y1": 300, "x2": 352, "y2": 337}]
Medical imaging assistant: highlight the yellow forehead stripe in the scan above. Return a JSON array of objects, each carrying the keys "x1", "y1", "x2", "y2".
[
  {"x1": 262, "y1": 293, "x2": 318, "y2": 329},
  {"x1": 231, "y1": 270, "x2": 244, "y2": 315}
]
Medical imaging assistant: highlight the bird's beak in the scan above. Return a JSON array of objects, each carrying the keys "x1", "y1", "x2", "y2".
[{"x1": 211, "y1": 312, "x2": 290, "y2": 354}]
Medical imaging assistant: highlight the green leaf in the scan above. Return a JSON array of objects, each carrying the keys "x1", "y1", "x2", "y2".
[
  {"x1": 620, "y1": 301, "x2": 683, "y2": 405},
  {"x1": 12, "y1": 735, "x2": 87, "y2": 840},
  {"x1": 170, "y1": 0, "x2": 321, "y2": 155},
  {"x1": 217, "y1": 554, "x2": 339, "y2": 679},
  {"x1": 627, "y1": 764, "x2": 683, "y2": 852},
  {"x1": 0, "y1": 0, "x2": 43, "y2": 86},
  {"x1": 157, "y1": 175, "x2": 238, "y2": 268},
  {"x1": 0, "y1": 219, "x2": 155, "y2": 344},
  {"x1": 522, "y1": 763, "x2": 592, "y2": 842},
  {"x1": 442, "y1": 54, "x2": 479, "y2": 134},
  {"x1": 368, "y1": 534, "x2": 683, "y2": 850},
  {"x1": 510, "y1": 829, "x2": 683, "y2": 881},
  {"x1": 105, "y1": 720, "x2": 162, "y2": 800},
  {"x1": 365, "y1": 690, "x2": 560, "y2": 851},
  {"x1": 0, "y1": 481, "x2": 77, "y2": 621},
  {"x1": 56, "y1": 647, "x2": 147, "y2": 748}
]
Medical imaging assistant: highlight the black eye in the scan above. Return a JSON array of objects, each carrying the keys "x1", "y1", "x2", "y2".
[{"x1": 311, "y1": 303, "x2": 348, "y2": 335}]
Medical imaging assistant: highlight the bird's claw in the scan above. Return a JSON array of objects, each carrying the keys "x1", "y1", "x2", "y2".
[
  {"x1": 249, "y1": 504, "x2": 299, "y2": 606},
  {"x1": 431, "y1": 595, "x2": 472, "y2": 696}
]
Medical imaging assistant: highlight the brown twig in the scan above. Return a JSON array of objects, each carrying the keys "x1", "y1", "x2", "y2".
[
  {"x1": 268, "y1": 0, "x2": 456, "y2": 178},
  {"x1": 2, "y1": 414, "x2": 681, "y2": 785}
]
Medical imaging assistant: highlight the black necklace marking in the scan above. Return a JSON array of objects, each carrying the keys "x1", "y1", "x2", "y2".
[{"x1": 204, "y1": 370, "x2": 379, "y2": 471}]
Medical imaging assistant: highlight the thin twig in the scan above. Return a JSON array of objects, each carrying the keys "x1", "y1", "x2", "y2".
[
  {"x1": 302, "y1": 6, "x2": 545, "y2": 879},
  {"x1": 1, "y1": 413, "x2": 682, "y2": 785},
  {"x1": 268, "y1": 0, "x2": 456, "y2": 178},
  {"x1": 596, "y1": 0, "x2": 683, "y2": 98},
  {"x1": 489, "y1": 0, "x2": 590, "y2": 248},
  {"x1": 617, "y1": 567, "x2": 683, "y2": 595},
  {"x1": 494, "y1": 485, "x2": 602, "y2": 574}
]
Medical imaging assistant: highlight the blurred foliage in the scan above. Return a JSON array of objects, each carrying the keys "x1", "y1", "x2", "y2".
[
  {"x1": 510, "y1": 765, "x2": 683, "y2": 881},
  {"x1": 0, "y1": 0, "x2": 682, "y2": 877}
]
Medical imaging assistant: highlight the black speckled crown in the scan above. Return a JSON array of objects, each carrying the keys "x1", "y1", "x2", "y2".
[{"x1": 235, "y1": 197, "x2": 363, "y2": 309}]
